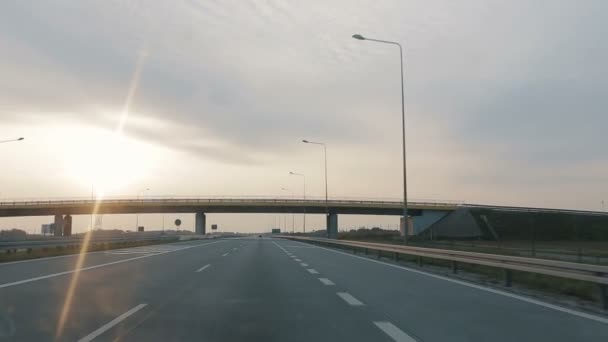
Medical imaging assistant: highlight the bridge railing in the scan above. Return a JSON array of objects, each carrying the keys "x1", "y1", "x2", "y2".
[
  {"x1": 0, "y1": 196, "x2": 462, "y2": 208},
  {"x1": 281, "y1": 236, "x2": 608, "y2": 309}
]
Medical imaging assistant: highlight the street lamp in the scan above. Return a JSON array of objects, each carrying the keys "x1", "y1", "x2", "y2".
[
  {"x1": 289, "y1": 171, "x2": 306, "y2": 233},
  {"x1": 136, "y1": 188, "x2": 150, "y2": 231},
  {"x1": 302, "y1": 139, "x2": 329, "y2": 234},
  {"x1": 352, "y1": 33, "x2": 409, "y2": 243},
  {"x1": 282, "y1": 187, "x2": 295, "y2": 233},
  {"x1": 0, "y1": 137, "x2": 24, "y2": 144}
]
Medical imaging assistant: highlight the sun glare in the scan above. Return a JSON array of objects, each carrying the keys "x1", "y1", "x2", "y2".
[{"x1": 66, "y1": 128, "x2": 151, "y2": 194}]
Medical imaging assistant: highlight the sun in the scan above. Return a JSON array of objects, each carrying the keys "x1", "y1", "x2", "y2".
[{"x1": 66, "y1": 128, "x2": 151, "y2": 194}]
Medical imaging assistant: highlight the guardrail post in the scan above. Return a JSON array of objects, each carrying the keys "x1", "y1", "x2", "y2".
[
  {"x1": 364, "y1": 248, "x2": 368, "y2": 255},
  {"x1": 417, "y1": 256, "x2": 422, "y2": 267},
  {"x1": 504, "y1": 269, "x2": 513, "y2": 287},
  {"x1": 600, "y1": 284, "x2": 608, "y2": 310},
  {"x1": 529, "y1": 216, "x2": 536, "y2": 257},
  {"x1": 394, "y1": 252, "x2": 399, "y2": 261},
  {"x1": 451, "y1": 261, "x2": 458, "y2": 274}
]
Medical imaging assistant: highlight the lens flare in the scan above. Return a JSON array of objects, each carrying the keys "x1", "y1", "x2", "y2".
[{"x1": 55, "y1": 50, "x2": 147, "y2": 339}]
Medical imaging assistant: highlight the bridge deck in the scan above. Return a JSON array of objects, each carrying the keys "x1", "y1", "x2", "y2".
[{"x1": 0, "y1": 198, "x2": 459, "y2": 217}]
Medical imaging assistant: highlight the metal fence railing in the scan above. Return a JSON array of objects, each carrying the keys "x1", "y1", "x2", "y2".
[{"x1": 0, "y1": 197, "x2": 461, "y2": 208}]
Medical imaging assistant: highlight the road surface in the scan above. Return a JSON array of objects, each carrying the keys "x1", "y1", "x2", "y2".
[{"x1": 0, "y1": 237, "x2": 606, "y2": 341}]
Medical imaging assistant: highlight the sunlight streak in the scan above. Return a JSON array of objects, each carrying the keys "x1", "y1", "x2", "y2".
[
  {"x1": 55, "y1": 196, "x2": 104, "y2": 339},
  {"x1": 55, "y1": 51, "x2": 148, "y2": 339},
  {"x1": 116, "y1": 50, "x2": 147, "y2": 134}
]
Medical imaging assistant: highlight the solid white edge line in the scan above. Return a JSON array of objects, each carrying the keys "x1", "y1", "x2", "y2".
[
  {"x1": 0, "y1": 240, "x2": 226, "y2": 289},
  {"x1": 78, "y1": 304, "x2": 147, "y2": 342},
  {"x1": 0, "y1": 242, "x2": 190, "y2": 267},
  {"x1": 195, "y1": 264, "x2": 211, "y2": 272},
  {"x1": 287, "y1": 239, "x2": 608, "y2": 325},
  {"x1": 319, "y1": 278, "x2": 335, "y2": 286},
  {"x1": 373, "y1": 321, "x2": 417, "y2": 342},
  {"x1": 105, "y1": 251, "x2": 158, "y2": 255},
  {"x1": 337, "y1": 292, "x2": 364, "y2": 306}
]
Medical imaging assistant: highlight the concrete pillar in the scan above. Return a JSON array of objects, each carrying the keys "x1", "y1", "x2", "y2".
[
  {"x1": 195, "y1": 212, "x2": 206, "y2": 235},
  {"x1": 63, "y1": 215, "x2": 73, "y2": 236},
  {"x1": 327, "y1": 213, "x2": 338, "y2": 239},
  {"x1": 54, "y1": 214, "x2": 64, "y2": 236}
]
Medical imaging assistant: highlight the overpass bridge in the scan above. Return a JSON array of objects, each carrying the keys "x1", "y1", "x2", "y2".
[{"x1": 0, "y1": 197, "x2": 460, "y2": 238}]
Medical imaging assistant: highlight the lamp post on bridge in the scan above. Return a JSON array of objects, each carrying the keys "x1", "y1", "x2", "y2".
[
  {"x1": 302, "y1": 139, "x2": 329, "y2": 234},
  {"x1": 352, "y1": 33, "x2": 409, "y2": 243},
  {"x1": 289, "y1": 171, "x2": 306, "y2": 233},
  {"x1": 136, "y1": 188, "x2": 150, "y2": 231}
]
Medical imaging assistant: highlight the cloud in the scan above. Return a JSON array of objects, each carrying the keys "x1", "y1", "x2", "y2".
[{"x1": 1, "y1": 0, "x2": 607, "y2": 204}]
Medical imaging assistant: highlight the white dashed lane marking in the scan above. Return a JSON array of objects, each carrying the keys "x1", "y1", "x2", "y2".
[
  {"x1": 78, "y1": 304, "x2": 147, "y2": 342},
  {"x1": 319, "y1": 278, "x2": 335, "y2": 286},
  {"x1": 373, "y1": 322, "x2": 417, "y2": 342},
  {"x1": 222, "y1": 253, "x2": 229, "y2": 257},
  {"x1": 337, "y1": 292, "x2": 364, "y2": 306},
  {"x1": 195, "y1": 264, "x2": 211, "y2": 273},
  {"x1": 300, "y1": 263, "x2": 309, "y2": 267},
  {"x1": 307, "y1": 269, "x2": 319, "y2": 274}
]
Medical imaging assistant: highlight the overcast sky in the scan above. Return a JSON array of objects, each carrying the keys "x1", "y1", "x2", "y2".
[{"x1": 1, "y1": 1, "x2": 606, "y2": 233}]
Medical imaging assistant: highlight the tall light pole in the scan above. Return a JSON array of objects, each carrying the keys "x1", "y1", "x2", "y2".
[
  {"x1": 282, "y1": 187, "x2": 295, "y2": 233},
  {"x1": 352, "y1": 33, "x2": 409, "y2": 243},
  {"x1": 302, "y1": 139, "x2": 329, "y2": 233},
  {"x1": 289, "y1": 171, "x2": 306, "y2": 233},
  {"x1": 0, "y1": 137, "x2": 24, "y2": 144},
  {"x1": 136, "y1": 188, "x2": 150, "y2": 231}
]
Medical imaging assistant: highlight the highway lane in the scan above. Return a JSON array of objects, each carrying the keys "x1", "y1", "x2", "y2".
[
  {"x1": 0, "y1": 238, "x2": 401, "y2": 341},
  {"x1": 117, "y1": 238, "x2": 394, "y2": 341},
  {"x1": 0, "y1": 239, "x2": 231, "y2": 340},
  {"x1": 0, "y1": 241, "x2": 205, "y2": 286},
  {"x1": 0, "y1": 237, "x2": 606, "y2": 341},
  {"x1": 277, "y1": 239, "x2": 608, "y2": 341}
]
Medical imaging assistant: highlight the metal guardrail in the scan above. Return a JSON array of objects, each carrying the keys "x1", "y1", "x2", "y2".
[
  {"x1": 282, "y1": 236, "x2": 608, "y2": 309},
  {"x1": 0, "y1": 234, "x2": 178, "y2": 251}
]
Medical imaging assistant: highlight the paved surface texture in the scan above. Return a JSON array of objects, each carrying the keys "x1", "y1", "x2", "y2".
[{"x1": 0, "y1": 237, "x2": 607, "y2": 341}]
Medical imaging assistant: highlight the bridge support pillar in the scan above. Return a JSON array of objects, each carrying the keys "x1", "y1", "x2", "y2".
[
  {"x1": 327, "y1": 213, "x2": 338, "y2": 239},
  {"x1": 54, "y1": 214, "x2": 64, "y2": 236},
  {"x1": 63, "y1": 215, "x2": 72, "y2": 236},
  {"x1": 195, "y1": 212, "x2": 206, "y2": 235}
]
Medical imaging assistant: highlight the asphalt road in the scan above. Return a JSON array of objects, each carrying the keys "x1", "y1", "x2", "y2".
[{"x1": 0, "y1": 237, "x2": 607, "y2": 341}]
